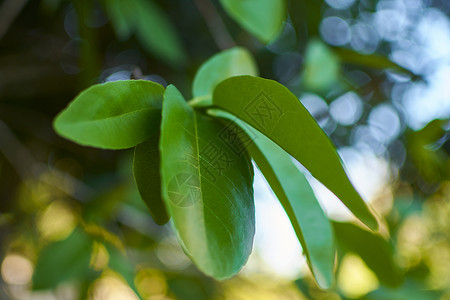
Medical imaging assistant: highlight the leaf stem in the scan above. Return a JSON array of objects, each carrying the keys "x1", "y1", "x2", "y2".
[{"x1": 188, "y1": 95, "x2": 213, "y2": 107}]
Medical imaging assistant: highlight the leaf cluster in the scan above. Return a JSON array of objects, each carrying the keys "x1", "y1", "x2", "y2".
[{"x1": 53, "y1": 47, "x2": 382, "y2": 287}]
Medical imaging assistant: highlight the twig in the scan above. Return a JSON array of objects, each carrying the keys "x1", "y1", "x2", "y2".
[
  {"x1": 0, "y1": 119, "x2": 34, "y2": 178},
  {"x1": 193, "y1": 0, "x2": 235, "y2": 49},
  {"x1": 0, "y1": 119, "x2": 93, "y2": 201},
  {"x1": 0, "y1": 0, "x2": 29, "y2": 40}
]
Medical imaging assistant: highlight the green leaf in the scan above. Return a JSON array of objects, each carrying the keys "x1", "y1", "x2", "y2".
[
  {"x1": 133, "y1": 133, "x2": 169, "y2": 225},
  {"x1": 160, "y1": 85, "x2": 255, "y2": 279},
  {"x1": 192, "y1": 47, "x2": 258, "y2": 105},
  {"x1": 168, "y1": 275, "x2": 219, "y2": 300},
  {"x1": 289, "y1": 0, "x2": 321, "y2": 37},
  {"x1": 134, "y1": 0, "x2": 185, "y2": 65},
  {"x1": 332, "y1": 47, "x2": 416, "y2": 77},
  {"x1": 54, "y1": 80, "x2": 164, "y2": 149},
  {"x1": 407, "y1": 119, "x2": 449, "y2": 182},
  {"x1": 104, "y1": 0, "x2": 135, "y2": 40},
  {"x1": 302, "y1": 39, "x2": 340, "y2": 92},
  {"x1": 360, "y1": 280, "x2": 442, "y2": 300},
  {"x1": 107, "y1": 245, "x2": 142, "y2": 300},
  {"x1": 33, "y1": 228, "x2": 93, "y2": 290},
  {"x1": 333, "y1": 222, "x2": 403, "y2": 287},
  {"x1": 103, "y1": 0, "x2": 185, "y2": 65},
  {"x1": 209, "y1": 109, "x2": 335, "y2": 288},
  {"x1": 220, "y1": 0, "x2": 286, "y2": 43},
  {"x1": 213, "y1": 75, "x2": 378, "y2": 230}
]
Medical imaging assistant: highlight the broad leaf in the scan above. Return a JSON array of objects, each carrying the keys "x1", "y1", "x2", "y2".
[
  {"x1": 160, "y1": 85, "x2": 255, "y2": 279},
  {"x1": 220, "y1": 0, "x2": 286, "y2": 43},
  {"x1": 54, "y1": 80, "x2": 164, "y2": 149},
  {"x1": 213, "y1": 76, "x2": 378, "y2": 230},
  {"x1": 133, "y1": 133, "x2": 170, "y2": 225},
  {"x1": 192, "y1": 47, "x2": 258, "y2": 105},
  {"x1": 209, "y1": 109, "x2": 335, "y2": 288},
  {"x1": 33, "y1": 227, "x2": 93, "y2": 290},
  {"x1": 333, "y1": 222, "x2": 403, "y2": 287}
]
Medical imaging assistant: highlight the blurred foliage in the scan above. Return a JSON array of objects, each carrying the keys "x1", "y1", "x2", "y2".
[{"x1": 0, "y1": 0, "x2": 449, "y2": 299}]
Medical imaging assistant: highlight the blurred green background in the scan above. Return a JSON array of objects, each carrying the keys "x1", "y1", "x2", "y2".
[{"x1": 0, "y1": 0, "x2": 449, "y2": 299}]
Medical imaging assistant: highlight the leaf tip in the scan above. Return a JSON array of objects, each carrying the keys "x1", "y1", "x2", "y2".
[
  {"x1": 313, "y1": 269, "x2": 334, "y2": 290},
  {"x1": 362, "y1": 212, "x2": 379, "y2": 232}
]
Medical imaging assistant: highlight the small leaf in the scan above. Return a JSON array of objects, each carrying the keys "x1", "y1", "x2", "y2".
[
  {"x1": 134, "y1": 0, "x2": 185, "y2": 65},
  {"x1": 33, "y1": 228, "x2": 93, "y2": 290},
  {"x1": 160, "y1": 85, "x2": 255, "y2": 279},
  {"x1": 362, "y1": 279, "x2": 442, "y2": 300},
  {"x1": 192, "y1": 47, "x2": 258, "y2": 103},
  {"x1": 103, "y1": 0, "x2": 185, "y2": 65},
  {"x1": 133, "y1": 133, "x2": 170, "y2": 225},
  {"x1": 220, "y1": 0, "x2": 286, "y2": 43},
  {"x1": 106, "y1": 245, "x2": 142, "y2": 299},
  {"x1": 213, "y1": 75, "x2": 378, "y2": 230},
  {"x1": 407, "y1": 119, "x2": 449, "y2": 182},
  {"x1": 168, "y1": 276, "x2": 219, "y2": 300},
  {"x1": 333, "y1": 221, "x2": 403, "y2": 287},
  {"x1": 209, "y1": 109, "x2": 335, "y2": 288},
  {"x1": 332, "y1": 47, "x2": 416, "y2": 77},
  {"x1": 54, "y1": 80, "x2": 164, "y2": 149},
  {"x1": 302, "y1": 38, "x2": 340, "y2": 92},
  {"x1": 104, "y1": 0, "x2": 135, "y2": 40}
]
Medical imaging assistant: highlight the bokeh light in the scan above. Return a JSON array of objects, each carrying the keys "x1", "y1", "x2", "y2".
[{"x1": 1, "y1": 254, "x2": 33, "y2": 286}]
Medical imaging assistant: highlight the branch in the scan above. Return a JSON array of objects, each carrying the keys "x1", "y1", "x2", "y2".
[
  {"x1": 0, "y1": 119, "x2": 93, "y2": 201},
  {"x1": 193, "y1": 0, "x2": 235, "y2": 49},
  {"x1": 0, "y1": 0, "x2": 29, "y2": 40}
]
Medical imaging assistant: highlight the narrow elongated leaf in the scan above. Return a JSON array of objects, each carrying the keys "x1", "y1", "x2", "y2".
[
  {"x1": 220, "y1": 0, "x2": 286, "y2": 43},
  {"x1": 333, "y1": 222, "x2": 403, "y2": 287},
  {"x1": 192, "y1": 47, "x2": 258, "y2": 103},
  {"x1": 33, "y1": 228, "x2": 93, "y2": 290},
  {"x1": 213, "y1": 76, "x2": 378, "y2": 230},
  {"x1": 54, "y1": 80, "x2": 164, "y2": 149},
  {"x1": 133, "y1": 133, "x2": 169, "y2": 225},
  {"x1": 209, "y1": 109, "x2": 335, "y2": 288},
  {"x1": 160, "y1": 85, "x2": 255, "y2": 279}
]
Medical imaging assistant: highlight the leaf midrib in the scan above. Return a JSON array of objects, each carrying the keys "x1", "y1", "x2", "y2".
[
  {"x1": 191, "y1": 113, "x2": 237, "y2": 275},
  {"x1": 192, "y1": 112, "x2": 210, "y2": 267},
  {"x1": 59, "y1": 106, "x2": 159, "y2": 126}
]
